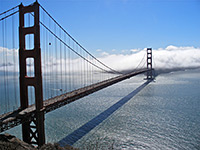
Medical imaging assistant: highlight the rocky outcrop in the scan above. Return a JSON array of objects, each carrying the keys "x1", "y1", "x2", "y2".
[
  {"x1": 0, "y1": 134, "x2": 78, "y2": 150},
  {"x1": 0, "y1": 133, "x2": 36, "y2": 150}
]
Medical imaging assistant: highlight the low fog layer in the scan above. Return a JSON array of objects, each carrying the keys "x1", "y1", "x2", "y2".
[
  {"x1": 98, "y1": 45, "x2": 200, "y2": 72},
  {"x1": 0, "y1": 45, "x2": 200, "y2": 73}
]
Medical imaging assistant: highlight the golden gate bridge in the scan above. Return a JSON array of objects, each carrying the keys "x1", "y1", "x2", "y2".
[{"x1": 0, "y1": 1, "x2": 154, "y2": 147}]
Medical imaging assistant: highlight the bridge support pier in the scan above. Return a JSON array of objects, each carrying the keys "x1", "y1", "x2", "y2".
[
  {"x1": 146, "y1": 48, "x2": 153, "y2": 80},
  {"x1": 19, "y1": 2, "x2": 45, "y2": 147}
]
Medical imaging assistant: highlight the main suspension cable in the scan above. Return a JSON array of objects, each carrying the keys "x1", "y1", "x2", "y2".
[
  {"x1": 0, "y1": 10, "x2": 19, "y2": 21},
  {"x1": 0, "y1": 5, "x2": 19, "y2": 16}
]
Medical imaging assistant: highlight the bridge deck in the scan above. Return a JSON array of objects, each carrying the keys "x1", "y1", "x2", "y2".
[{"x1": 0, "y1": 69, "x2": 149, "y2": 132}]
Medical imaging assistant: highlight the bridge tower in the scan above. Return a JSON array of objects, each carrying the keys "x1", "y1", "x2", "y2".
[
  {"x1": 19, "y1": 2, "x2": 45, "y2": 146},
  {"x1": 147, "y1": 48, "x2": 153, "y2": 80}
]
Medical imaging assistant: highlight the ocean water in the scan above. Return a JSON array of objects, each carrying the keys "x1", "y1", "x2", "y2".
[{"x1": 3, "y1": 69, "x2": 200, "y2": 149}]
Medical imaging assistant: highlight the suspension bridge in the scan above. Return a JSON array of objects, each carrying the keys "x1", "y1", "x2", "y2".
[{"x1": 0, "y1": 1, "x2": 154, "y2": 147}]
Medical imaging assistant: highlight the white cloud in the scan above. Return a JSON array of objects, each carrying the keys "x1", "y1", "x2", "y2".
[
  {"x1": 96, "y1": 46, "x2": 200, "y2": 71},
  {"x1": 0, "y1": 47, "x2": 19, "y2": 72},
  {"x1": 121, "y1": 49, "x2": 128, "y2": 53},
  {"x1": 165, "y1": 45, "x2": 178, "y2": 50},
  {"x1": 96, "y1": 49, "x2": 102, "y2": 52},
  {"x1": 100, "y1": 52, "x2": 109, "y2": 56},
  {"x1": 98, "y1": 51, "x2": 146, "y2": 71},
  {"x1": 111, "y1": 49, "x2": 116, "y2": 52},
  {"x1": 130, "y1": 48, "x2": 140, "y2": 53}
]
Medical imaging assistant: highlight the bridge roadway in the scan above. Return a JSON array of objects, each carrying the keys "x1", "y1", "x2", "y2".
[{"x1": 0, "y1": 69, "x2": 149, "y2": 133}]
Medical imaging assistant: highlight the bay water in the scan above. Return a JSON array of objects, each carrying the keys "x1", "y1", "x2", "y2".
[{"x1": 4, "y1": 69, "x2": 200, "y2": 149}]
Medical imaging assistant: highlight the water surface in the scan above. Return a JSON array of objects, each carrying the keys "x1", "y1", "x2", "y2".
[{"x1": 4, "y1": 70, "x2": 200, "y2": 149}]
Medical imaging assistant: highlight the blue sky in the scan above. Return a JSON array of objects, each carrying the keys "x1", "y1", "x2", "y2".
[{"x1": 1, "y1": 0, "x2": 200, "y2": 54}]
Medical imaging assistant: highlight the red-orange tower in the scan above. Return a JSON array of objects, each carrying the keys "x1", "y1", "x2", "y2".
[
  {"x1": 19, "y1": 1, "x2": 45, "y2": 146},
  {"x1": 147, "y1": 48, "x2": 153, "y2": 79}
]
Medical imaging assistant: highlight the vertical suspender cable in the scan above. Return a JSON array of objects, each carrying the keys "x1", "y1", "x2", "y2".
[
  {"x1": 49, "y1": 17, "x2": 53, "y2": 98},
  {"x1": 72, "y1": 42, "x2": 75, "y2": 90},
  {"x1": 46, "y1": 26, "x2": 49, "y2": 99},
  {"x1": 80, "y1": 47, "x2": 83, "y2": 87},
  {"x1": 46, "y1": 14, "x2": 49, "y2": 99},
  {"x1": 77, "y1": 45, "x2": 81, "y2": 87},
  {"x1": 68, "y1": 37, "x2": 71, "y2": 92},
  {"x1": 88, "y1": 55, "x2": 90, "y2": 85},
  {"x1": 60, "y1": 29, "x2": 62, "y2": 94},
  {"x1": 78, "y1": 45, "x2": 81, "y2": 87},
  {"x1": 80, "y1": 46, "x2": 83, "y2": 87},
  {"x1": 5, "y1": 15, "x2": 10, "y2": 111},
  {"x1": 2, "y1": 18, "x2": 7, "y2": 112},
  {"x1": 64, "y1": 33, "x2": 67, "y2": 92},
  {"x1": 45, "y1": 12, "x2": 48, "y2": 100},
  {"x1": 42, "y1": 10, "x2": 46, "y2": 100},
  {"x1": 91, "y1": 56, "x2": 94, "y2": 84},
  {"x1": 83, "y1": 51, "x2": 85, "y2": 86},
  {"x1": 12, "y1": 13, "x2": 18, "y2": 109},
  {"x1": 90, "y1": 56, "x2": 92, "y2": 86},
  {"x1": 54, "y1": 23, "x2": 57, "y2": 96}
]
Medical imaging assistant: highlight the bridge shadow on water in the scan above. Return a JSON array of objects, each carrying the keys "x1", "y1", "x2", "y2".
[{"x1": 58, "y1": 80, "x2": 151, "y2": 147}]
